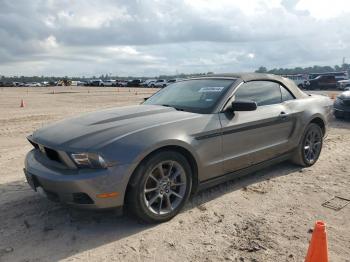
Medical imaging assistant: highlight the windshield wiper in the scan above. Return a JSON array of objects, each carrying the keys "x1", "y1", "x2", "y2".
[{"x1": 161, "y1": 104, "x2": 184, "y2": 111}]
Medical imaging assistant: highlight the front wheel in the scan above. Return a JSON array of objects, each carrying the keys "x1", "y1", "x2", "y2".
[
  {"x1": 126, "y1": 151, "x2": 192, "y2": 223},
  {"x1": 291, "y1": 123, "x2": 323, "y2": 167}
]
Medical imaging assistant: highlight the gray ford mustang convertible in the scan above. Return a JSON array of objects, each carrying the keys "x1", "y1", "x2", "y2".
[{"x1": 24, "y1": 73, "x2": 332, "y2": 223}]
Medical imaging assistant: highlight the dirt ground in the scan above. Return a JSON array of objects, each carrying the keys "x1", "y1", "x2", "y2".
[{"x1": 0, "y1": 86, "x2": 349, "y2": 262}]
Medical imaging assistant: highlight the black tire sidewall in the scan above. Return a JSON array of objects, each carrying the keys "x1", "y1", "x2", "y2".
[{"x1": 129, "y1": 151, "x2": 192, "y2": 223}]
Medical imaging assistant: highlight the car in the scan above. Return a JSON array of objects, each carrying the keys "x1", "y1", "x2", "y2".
[
  {"x1": 25, "y1": 82, "x2": 41, "y2": 87},
  {"x1": 24, "y1": 73, "x2": 332, "y2": 223},
  {"x1": 103, "y1": 80, "x2": 117, "y2": 87},
  {"x1": 88, "y1": 79, "x2": 104, "y2": 86},
  {"x1": 116, "y1": 80, "x2": 128, "y2": 87},
  {"x1": 282, "y1": 74, "x2": 307, "y2": 89},
  {"x1": 337, "y1": 79, "x2": 350, "y2": 90},
  {"x1": 304, "y1": 75, "x2": 337, "y2": 90},
  {"x1": 127, "y1": 79, "x2": 142, "y2": 87},
  {"x1": 333, "y1": 91, "x2": 350, "y2": 119},
  {"x1": 142, "y1": 79, "x2": 157, "y2": 87},
  {"x1": 153, "y1": 79, "x2": 167, "y2": 88}
]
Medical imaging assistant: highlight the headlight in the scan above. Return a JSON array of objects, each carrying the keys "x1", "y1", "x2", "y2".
[{"x1": 71, "y1": 152, "x2": 107, "y2": 169}]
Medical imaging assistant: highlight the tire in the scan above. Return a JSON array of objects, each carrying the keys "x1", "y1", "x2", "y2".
[
  {"x1": 291, "y1": 123, "x2": 323, "y2": 167},
  {"x1": 126, "y1": 151, "x2": 192, "y2": 223}
]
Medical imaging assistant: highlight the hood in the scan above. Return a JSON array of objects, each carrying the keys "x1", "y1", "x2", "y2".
[{"x1": 32, "y1": 105, "x2": 199, "y2": 151}]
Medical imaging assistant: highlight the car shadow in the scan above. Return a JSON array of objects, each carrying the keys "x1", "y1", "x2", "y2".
[{"x1": 0, "y1": 160, "x2": 302, "y2": 261}]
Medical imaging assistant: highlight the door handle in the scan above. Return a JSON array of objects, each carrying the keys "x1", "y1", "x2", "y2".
[{"x1": 279, "y1": 111, "x2": 289, "y2": 120}]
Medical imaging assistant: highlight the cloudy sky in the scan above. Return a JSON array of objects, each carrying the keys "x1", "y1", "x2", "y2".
[{"x1": 0, "y1": 0, "x2": 350, "y2": 77}]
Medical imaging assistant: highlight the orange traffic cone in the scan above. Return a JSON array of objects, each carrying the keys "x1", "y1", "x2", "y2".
[
  {"x1": 305, "y1": 221, "x2": 328, "y2": 262},
  {"x1": 20, "y1": 99, "x2": 25, "y2": 108}
]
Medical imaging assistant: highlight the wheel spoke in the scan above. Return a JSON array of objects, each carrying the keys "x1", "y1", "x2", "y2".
[
  {"x1": 172, "y1": 182, "x2": 185, "y2": 187},
  {"x1": 149, "y1": 174, "x2": 159, "y2": 183},
  {"x1": 148, "y1": 194, "x2": 160, "y2": 207},
  {"x1": 157, "y1": 164, "x2": 165, "y2": 177},
  {"x1": 158, "y1": 196, "x2": 163, "y2": 214},
  {"x1": 167, "y1": 161, "x2": 174, "y2": 177},
  {"x1": 171, "y1": 170, "x2": 181, "y2": 181},
  {"x1": 170, "y1": 190, "x2": 183, "y2": 199},
  {"x1": 145, "y1": 187, "x2": 158, "y2": 193},
  {"x1": 165, "y1": 194, "x2": 173, "y2": 211}
]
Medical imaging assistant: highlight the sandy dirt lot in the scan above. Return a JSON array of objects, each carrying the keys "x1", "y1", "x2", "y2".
[{"x1": 0, "y1": 87, "x2": 349, "y2": 262}]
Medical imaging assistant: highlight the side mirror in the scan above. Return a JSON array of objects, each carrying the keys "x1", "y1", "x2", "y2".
[
  {"x1": 231, "y1": 100, "x2": 257, "y2": 111},
  {"x1": 143, "y1": 97, "x2": 150, "y2": 101}
]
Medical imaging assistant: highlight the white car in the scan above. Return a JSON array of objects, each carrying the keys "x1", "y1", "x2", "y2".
[
  {"x1": 25, "y1": 82, "x2": 41, "y2": 87},
  {"x1": 103, "y1": 80, "x2": 117, "y2": 87},
  {"x1": 337, "y1": 79, "x2": 350, "y2": 90},
  {"x1": 142, "y1": 79, "x2": 157, "y2": 87},
  {"x1": 152, "y1": 79, "x2": 167, "y2": 88}
]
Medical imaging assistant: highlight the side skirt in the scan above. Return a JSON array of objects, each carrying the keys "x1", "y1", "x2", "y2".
[{"x1": 197, "y1": 152, "x2": 293, "y2": 192}]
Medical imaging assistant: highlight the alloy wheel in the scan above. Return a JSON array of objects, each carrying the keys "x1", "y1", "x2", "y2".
[
  {"x1": 143, "y1": 160, "x2": 187, "y2": 215},
  {"x1": 303, "y1": 128, "x2": 322, "y2": 164}
]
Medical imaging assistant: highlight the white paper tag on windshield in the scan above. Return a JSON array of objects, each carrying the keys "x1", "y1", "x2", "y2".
[{"x1": 198, "y1": 87, "x2": 224, "y2": 93}]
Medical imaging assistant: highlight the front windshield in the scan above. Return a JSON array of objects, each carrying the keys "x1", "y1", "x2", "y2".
[{"x1": 144, "y1": 79, "x2": 236, "y2": 113}]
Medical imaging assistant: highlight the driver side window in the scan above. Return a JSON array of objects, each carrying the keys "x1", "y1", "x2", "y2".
[{"x1": 234, "y1": 81, "x2": 282, "y2": 106}]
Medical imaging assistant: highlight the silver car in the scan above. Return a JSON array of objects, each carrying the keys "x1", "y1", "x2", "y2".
[{"x1": 24, "y1": 73, "x2": 332, "y2": 223}]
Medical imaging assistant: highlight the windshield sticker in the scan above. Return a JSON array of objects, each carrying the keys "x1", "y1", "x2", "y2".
[{"x1": 198, "y1": 87, "x2": 224, "y2": 93}]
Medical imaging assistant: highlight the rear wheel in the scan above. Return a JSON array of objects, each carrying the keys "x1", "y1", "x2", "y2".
[
  {"x1": 126, "y1": 151, "x2": 192, "y2": 223},
  {"x1": 291, "y1": 123, "x2": 323, "y2": 167}
]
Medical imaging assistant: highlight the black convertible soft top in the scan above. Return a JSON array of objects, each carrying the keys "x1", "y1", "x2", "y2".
[{"x1": 198, "y1": 73, "x2": 308, "y2": 99}]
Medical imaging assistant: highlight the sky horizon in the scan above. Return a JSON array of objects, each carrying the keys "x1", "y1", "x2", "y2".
[{"x1": 1, "y1": 0, "x2": 350, "y2": 77}]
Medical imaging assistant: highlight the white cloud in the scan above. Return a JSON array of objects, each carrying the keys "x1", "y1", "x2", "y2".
[
  {"x1": 296, "y1": 0, "x2": 350, "y2": 19},
  {"x1": 0, "y1": 0, "x2": 350, "y2": 76}
]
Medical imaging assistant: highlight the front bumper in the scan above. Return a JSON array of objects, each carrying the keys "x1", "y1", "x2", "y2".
[{"x1": 24, "y1": 149, "x2": 136, "y2": 209}]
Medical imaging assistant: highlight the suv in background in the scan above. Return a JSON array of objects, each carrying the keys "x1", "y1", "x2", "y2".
[
  {"x1": 305, "y1": 75, "x2": 337, "y2": 90},
  {"x1": 153, "y1": 79, "x2": 167, "y2": 88},
  {"x1": 88, "y1": 79, "x2": 104, "y2": 86},
  {"x1": 127, "y1": 79, "x2": 142, "y2": 87},
  {"x1": 142, "y1": 79, "x2": 156, "y2": 87},
  {"x1": 103, "y1": 80, "x2": 117, "y2": 87}
]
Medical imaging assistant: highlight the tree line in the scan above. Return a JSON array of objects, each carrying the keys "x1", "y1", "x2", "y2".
[
  {"x1": 255, "y1": 64, "x2": 350, "y2": 75},
  {"x1": 1, "y1": 64, "x2": 349, "y2": 83}
]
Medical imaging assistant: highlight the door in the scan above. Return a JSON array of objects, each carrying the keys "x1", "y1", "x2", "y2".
[{"x1": 219, "y1": 81, "x2": 296, "y2": 173}]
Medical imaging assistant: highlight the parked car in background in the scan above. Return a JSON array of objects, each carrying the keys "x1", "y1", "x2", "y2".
[
  {"x1": 308, "y1": 71, "x2": 348, "y2": 82},
  {"x1": 334, "y1": 91, "x2": 350, "y2": 119},
  {"x1": 88, "y1": 79, "x2": 104, "y2": 86},
  {"x1": 304, "y1": 75, "x2": 337, "y2": 90},
  {"x1": 166, "y1": 78, "x2": 185, "y2": 86},
  {"x1": 117, "y1": 80, "x2": 128, "y2": 87},
  {"x1": 337, "y1": 79, "x2": 350, "y2": 90},
  {"x1": 153, "y1": 79, "x2": 167, "y2": 88},
  {"x1": 282, "y1": 74, "x2": 306, "y2": 89},
  {"x1": 103, "y1": 80, "x2": 117, "y2": 87},
  {"x1": 142, "y1": 79, "x2": 156, "y2": 87},
  {"x1": 24, "y1": 73, "x2": 332, "y2": 223},
  {"x1": 127, "y1": 79, "x2": 142, "y2": 87},
  {"x1": 13, "y1": 82, "x2": 25, "y2": 87},
  {"x1": 25, "y1": 82, "x2": 41, "y2": 87}
]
